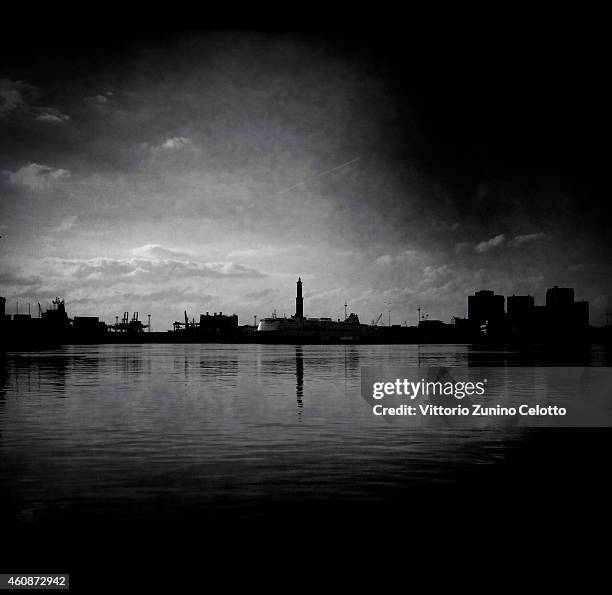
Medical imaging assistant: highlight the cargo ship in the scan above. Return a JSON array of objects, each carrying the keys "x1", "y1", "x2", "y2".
[{"x1": 256, "y1": 278, "x2": 369, "y2": 341}]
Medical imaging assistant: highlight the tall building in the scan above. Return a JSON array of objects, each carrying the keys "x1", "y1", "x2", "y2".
[
  {"x1": 507, "y1": 295, "x2": 535, "y2": 338},
  {"x1": 295, "y1": 277, "x2": 304, "y2": 319},
  {"x1": 544, "y1": 286, "x2": 589, "y2": 337},
  {"x1": 507, "y1": 295, "x2": 535, "y2": 320},
  {"x1": 546, "y1": 286, "x2": 574, "y2": 307},
  {"x1": 0, "y1": 296, "x2": 5, "y2": 318},
  {"x1": 468, "y1": 290, "x2": 505, "y2": 333},
  {"x1": 573, "y1": 300, "x2": 589, "y2": 329}
]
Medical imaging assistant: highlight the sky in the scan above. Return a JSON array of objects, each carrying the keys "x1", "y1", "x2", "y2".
[{"x1": 1, "y1": 26, "x2": 610, "y2": 330}]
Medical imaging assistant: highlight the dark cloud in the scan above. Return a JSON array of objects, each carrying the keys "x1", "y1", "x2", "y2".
[
  {"x1": 0, "y1": 268, "x2": 44, "y2": 290},
  {"x1": 244, "y1": 288, "x2": 277, "y2": 301},
  {"x1": 0, "y1": 78, "x2": 69, "y2": 123},
  {"x1": 35, "y1": 108, "x2": 70, "y2": 123}
]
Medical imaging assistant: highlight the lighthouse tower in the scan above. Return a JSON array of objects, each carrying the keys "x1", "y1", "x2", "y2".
[{"x1": 295, "y1": 277, "x2": 304, "y2": 319}]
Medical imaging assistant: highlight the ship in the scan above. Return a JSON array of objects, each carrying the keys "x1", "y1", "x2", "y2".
[{"x1": 256, "y1": 278, "x2": 369, "y2": 341}]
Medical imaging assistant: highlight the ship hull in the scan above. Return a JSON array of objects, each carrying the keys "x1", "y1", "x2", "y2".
[{"x1": 257, "y1": 316, "x2": 368, "y2": 342}]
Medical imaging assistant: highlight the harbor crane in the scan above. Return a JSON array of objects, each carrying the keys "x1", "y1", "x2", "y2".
[
  {"x1": 108, "y1": 312, "x2": 148, "y2": 333},
  {"x1": 172, "y1": 310, "x2": 198, "y2": 332}
]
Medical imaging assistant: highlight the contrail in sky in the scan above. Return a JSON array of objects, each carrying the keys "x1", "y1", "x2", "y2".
[{"x1": 277, "y1": 157, "x2": 361, "y2": 195}]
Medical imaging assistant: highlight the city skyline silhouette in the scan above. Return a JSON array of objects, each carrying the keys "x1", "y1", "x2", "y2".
[{"x1": 1, "y1": 29, "x2": 611, "y2": 331}]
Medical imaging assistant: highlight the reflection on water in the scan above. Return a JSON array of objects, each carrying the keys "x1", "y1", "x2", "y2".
[
  {"x1": 295, "y1": 347, "x2": 303, "y2": 416},
  {"x1": 0, "y1": 343, "x2": 609, "y2": 527}
]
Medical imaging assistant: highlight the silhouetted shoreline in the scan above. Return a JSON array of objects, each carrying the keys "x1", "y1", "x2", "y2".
[{"x1": 2, "y1": 280, "x2": 610, "y2": 349}]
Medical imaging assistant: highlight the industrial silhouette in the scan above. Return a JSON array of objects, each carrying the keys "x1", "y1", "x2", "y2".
[{"x1": 0, "y1": 278, "x2": 609, "y2": 348}]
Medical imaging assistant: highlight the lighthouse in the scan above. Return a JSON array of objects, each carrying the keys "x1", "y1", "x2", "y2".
[{"x1": 295, "y1": 277, "x2": 304, "y2": 319}]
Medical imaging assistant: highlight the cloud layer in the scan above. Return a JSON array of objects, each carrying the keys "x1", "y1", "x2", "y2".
[
  {"x1": 7, "y1": 163, "x2": 70, "y2": 190},
  {"x1": 0, "y1": 78, "x2": 70, "y2": 123},
  {"x1": 475, "y1": 234, "x2": 505, "y2": 253}
]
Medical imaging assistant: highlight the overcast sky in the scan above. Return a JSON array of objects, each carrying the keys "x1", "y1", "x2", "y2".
[{"x1": 1, "y1": 28, "x2": 610, "y2": 329}]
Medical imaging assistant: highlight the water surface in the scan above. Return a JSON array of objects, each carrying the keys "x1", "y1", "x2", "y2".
[{"x1": 0, "y1": 343, "x2": 608, "y2": 527}]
